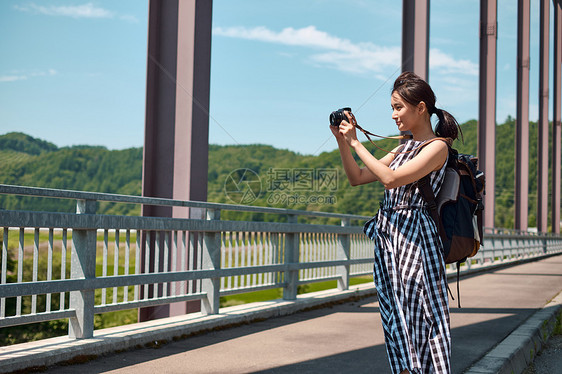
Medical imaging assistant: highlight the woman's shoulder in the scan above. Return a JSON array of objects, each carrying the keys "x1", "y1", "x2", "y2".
[
  {"x1": 416, "y1": 137, "x2": 449, "y2": 153},
  {"x1": 422, "y1": 137, "x2": 451, "y2": 148}
]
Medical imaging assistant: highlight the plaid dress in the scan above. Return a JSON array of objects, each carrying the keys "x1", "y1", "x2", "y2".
[{"x1": 364, "y1": 139, "x2": 451, "y2": 374}]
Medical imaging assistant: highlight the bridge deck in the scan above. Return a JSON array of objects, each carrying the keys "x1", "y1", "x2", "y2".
[{"x1": 6, "y1": 254, "x2": 562, "y2": 374}]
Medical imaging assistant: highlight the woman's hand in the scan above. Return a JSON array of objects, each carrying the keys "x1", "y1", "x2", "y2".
[
  {"x1": 329, "y1": 121, "x2": 345, "y2": 140},
  {"x1": 330, "y1": 111, "x2": 359, "y2": 146}
]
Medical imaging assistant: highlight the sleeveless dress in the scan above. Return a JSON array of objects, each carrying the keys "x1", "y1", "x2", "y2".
[{"x1": 363, "y1": 139, "x2": 451, "y2": 374}]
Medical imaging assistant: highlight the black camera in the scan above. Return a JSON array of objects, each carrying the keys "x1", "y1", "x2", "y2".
[{"x1": 329, "y1": 107, "x2": 352, "y2": 127}]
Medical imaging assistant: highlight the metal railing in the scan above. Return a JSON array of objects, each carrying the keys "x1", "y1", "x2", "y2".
[
  {"x1": 0, "y1": 184, "x2": 373, "y2": 339},
  {"x1": 1, "y1": 183, "x2": 561, "y2": 340}
]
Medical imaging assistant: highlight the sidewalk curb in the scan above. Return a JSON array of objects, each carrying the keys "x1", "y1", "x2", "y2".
[
  {"x1": 0, "y1": 284, "x2": 377, "y2": 374},
  {"x1": 464, "y1": 290, "x2": 562, "y2": 374}
]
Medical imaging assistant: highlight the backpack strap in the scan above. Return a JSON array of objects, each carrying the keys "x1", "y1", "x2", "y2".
[
  {"x1": 418, "y1": 176, "x2": 439, "y2": 222},
  {"x1": 416, "y1": 138, "x2": 451, "y2": 240},
  {"x1": 420, "y1": 174, "x2": 463, "y2": 309},
  {"x1": 418, "y1": 174, "x2": 448, "y2": 240},
  {"x1": 414, "y1": 138, "x2": 452, "y2": 197}
]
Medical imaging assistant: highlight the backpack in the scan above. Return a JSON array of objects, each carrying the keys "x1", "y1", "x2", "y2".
[{"x1": 417, "y1": 141, "x2": 485, "y2": 306}]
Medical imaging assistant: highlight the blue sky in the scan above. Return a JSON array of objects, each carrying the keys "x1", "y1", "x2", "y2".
[{"x1": 0, "y1": 0, "x2": 552, "y2": 155}]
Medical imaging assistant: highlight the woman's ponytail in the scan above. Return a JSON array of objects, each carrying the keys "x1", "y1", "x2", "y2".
[{"x1": 434, "y1": 108, "x2": 463, "y2": 142}]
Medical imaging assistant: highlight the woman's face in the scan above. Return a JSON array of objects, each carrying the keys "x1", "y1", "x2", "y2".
[{"x1": 391, "y1": 92, "x2": 420, "y2": 132}]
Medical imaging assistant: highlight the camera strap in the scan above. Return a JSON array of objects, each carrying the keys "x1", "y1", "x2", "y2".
[{"x1": 347, "y1": 113, "x2": 446, "y2": 155}]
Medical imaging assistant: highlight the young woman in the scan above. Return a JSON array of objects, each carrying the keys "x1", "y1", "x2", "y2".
[{"x1": 331, "y1": 71, "x2": 461, "y2": 374}]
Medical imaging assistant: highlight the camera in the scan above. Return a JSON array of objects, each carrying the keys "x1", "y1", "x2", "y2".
[{"x1": 329, "y1": 107, "x2": 352, "y2": 127}]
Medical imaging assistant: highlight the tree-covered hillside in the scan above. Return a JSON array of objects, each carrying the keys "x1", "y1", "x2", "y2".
[
  {"x1": 0, "y1": 118, "x2": 557, "y2": 229},
  {"x1": 0, "y1": 132, "x2": 142, "y2": 215}
]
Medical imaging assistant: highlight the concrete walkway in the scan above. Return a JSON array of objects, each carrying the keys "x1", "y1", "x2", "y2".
[{"x1": 31, "y1": 254, "x2": 562, "y2": 374}]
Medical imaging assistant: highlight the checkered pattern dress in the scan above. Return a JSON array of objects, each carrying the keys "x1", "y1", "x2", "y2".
[{"x1": 364, "y1": 139, "x2": 451, "y2": 374}]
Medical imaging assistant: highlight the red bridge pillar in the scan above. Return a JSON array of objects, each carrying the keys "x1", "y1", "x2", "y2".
[
  {"x1": 537, "y1": 0, "x2": 549, "y2": 233},
  {"x1": 554, "y1": 0, "x2": 562, "y2": 234},
  {"x1": 401, "y1": 0, "x2": 430, "y2": 80},
  {"x1": 140, "y1": 0, "x2": 212, "y2": 321},
  {"x1": 478, "y1": 0, "x2": 498, "y2": 230},
  {"x1": 515, "y1": 0, "x2": 530, "y2": 231}
]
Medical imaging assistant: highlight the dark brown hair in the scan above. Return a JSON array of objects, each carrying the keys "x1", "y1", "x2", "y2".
[{"x1": 392, "y1": 71, "x2": 461, "y2": 141}]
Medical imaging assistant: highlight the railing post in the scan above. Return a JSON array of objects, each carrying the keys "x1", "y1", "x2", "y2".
[
  {"x1": 69, "y1": 199, "x2": 96, "y2": 339},
  {"x1": 337, "y1": 218, "x2": 351, "y2": 291},
  {"x1": 283, "y1": 214, "x2": 299, "y2": 300},
  {"x1": 201, "y1": 208, "x2": 221, "y2": 315}
]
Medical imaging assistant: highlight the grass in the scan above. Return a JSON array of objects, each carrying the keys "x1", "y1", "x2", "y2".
[
  {"x1": 554, "y1": 311, "x2": 562, "y2": 336},
  {"x1": 220, "y1": 275, "x2": 373, "y2": 307}
]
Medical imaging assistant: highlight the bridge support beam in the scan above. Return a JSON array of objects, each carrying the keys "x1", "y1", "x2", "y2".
[
  {"x1": 140, "y1": 0, "x2": 213, "y2": 321},
  {"x1": 479, "y1": 0, "x2": 498, "y2": 229},
  {"x1": 515, "y1": 0, "x2": 530, "y2": 231},
  {"x1": 554, "y1": 0, "x2": 562, "y2": 234},
  {"x1": 401, "y1": 0, "x2": 429, "y2": 141},
  {"x1": 401, "y1": 0, "x2": 429, "y2": 80},
  {"x1": 538, "y1": 0, "x2": 550, "y2": 233}
]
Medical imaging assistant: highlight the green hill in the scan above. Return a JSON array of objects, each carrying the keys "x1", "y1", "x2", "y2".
[
  {"x1": 0, "y1": 132, "x2": 57, "y2": 171},
  {"x1": 0, "y1": 135, "x2": 142, "y2": 215},
  {"x1": 0, "y1": 132, "x2": 57, "y2": 155},
  {"x1": 0, "y1": 119, "x2": 556, "y2": 229}
]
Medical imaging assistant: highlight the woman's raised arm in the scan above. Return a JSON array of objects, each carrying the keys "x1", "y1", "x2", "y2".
[{"x1": 331, "y1": 122, "x2": 395, "y2": 186}]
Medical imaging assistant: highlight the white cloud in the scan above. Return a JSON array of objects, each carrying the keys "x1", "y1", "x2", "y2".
[
  {"x1": 213, "y1": 25, "x2": 401, "y2": 76},
  {"x1": 213, "y1": 25, "x2": 478, "y2": 79},
  {"x1": 0, "y1": 75, "x2": 27, "y2": 82},
  {"x1": 14, "y1": 2, "x2": 137, "y2": 21},
  {"x1": 429, "y1": 48, "x2": 478, "y2": 76},
  {"x1": 214, "y1": 26, "x2": 344, "y2": 49},
  {"x1": 0, "y1": 69, "x2": 57, "y2": 83},
  {"x1": 15, "y1": 2, "x2": 113, "y2": 18},
  {"x1": 310, "y1": 45, "x2": 401, "y2": 74},
  {"x1": 430, "y1": 74, "x2": 478, "y2": 120},
  {"x1": 31, "y1": 69, "x2": 58, "y2": 77}
]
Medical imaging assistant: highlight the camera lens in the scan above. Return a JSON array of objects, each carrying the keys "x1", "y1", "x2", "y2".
[
  {"x1": 329, "y1": 107, "x2": 352, "y2": 127},
  {"x1": 329, "y1": 112, "x2": 339, "y2": 127}
]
